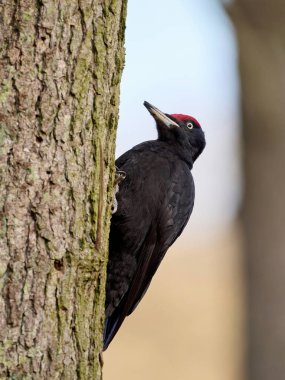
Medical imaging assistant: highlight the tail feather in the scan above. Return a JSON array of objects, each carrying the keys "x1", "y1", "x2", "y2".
[
  {"x1": 103, "y1": 316, "x2": 119, "y2": 351},
  {"x1": 103, "y1": 303, "x2": 126, "y2": 351}
]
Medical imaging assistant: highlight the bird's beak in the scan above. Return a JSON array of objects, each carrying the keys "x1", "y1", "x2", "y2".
[{"x1": 144, "y1": 101, "x2": 180, "y2": 128}]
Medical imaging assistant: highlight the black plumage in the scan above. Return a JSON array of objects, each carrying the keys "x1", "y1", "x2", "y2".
[{"x1": 104, "y1": 102, "x2": 206, "y2": 350}]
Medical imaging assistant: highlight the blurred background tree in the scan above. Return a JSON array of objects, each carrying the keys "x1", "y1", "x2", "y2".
[{"x1": 230, "y1": 1, "x2": 285, "y2": 379}]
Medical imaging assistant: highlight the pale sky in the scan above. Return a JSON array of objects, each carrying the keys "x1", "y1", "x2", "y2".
[{"x1": 116, "y1": 0, "x2": 241, "y2": 239}]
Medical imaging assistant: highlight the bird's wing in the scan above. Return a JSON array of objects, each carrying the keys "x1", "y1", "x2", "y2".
[
  {"x1": 104, "y1": 150, "x2": 194, "y2": 350},
  {"x1": 127, "y1": 169, "x2": 195, "y2": 315},
  {"x1": 104, "y1": 222, "x2": 158, "y2": 350}
]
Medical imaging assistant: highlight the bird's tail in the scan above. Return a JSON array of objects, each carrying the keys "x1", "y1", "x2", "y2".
[
  {"x1": 103, "y1": 316, "x2": 119, "y2": 351},
  {"x1": 103, "y1": 302, "x2": 127, "y2": 351}
]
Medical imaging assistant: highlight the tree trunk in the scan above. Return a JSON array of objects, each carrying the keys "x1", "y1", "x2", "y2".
[
  {"x1": 230, "y1": 1, "x2": 285, "y2": 379},
  {"x1": 0, "y1": 0, "x2": 127, "y2": 378}
]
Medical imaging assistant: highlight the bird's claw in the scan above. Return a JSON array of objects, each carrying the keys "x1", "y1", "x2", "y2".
[
  {"x1": 111, "y1": 167, "x2": 126, "y2": 214},
  {"x1": 114, "y1": 167, "x2": 126, "y2": 185}
]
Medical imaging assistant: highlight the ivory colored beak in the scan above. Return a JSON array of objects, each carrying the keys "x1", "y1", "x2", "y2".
[{"x1": 144, "y1": 101, "x2": 180, "y2": 128}]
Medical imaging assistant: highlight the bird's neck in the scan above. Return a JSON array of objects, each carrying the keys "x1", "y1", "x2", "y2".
[{"x1": 158, "y1": 139, "x2": 193, "y2": 169}]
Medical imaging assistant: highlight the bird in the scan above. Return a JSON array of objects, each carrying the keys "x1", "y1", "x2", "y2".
[{"x1": 104, "y1": 101, "x2": 206, "y2": 350}]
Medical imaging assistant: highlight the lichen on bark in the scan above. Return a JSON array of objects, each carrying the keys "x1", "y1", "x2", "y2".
[{"x1": 0, "y1": 0, "x2": 127, "y2": 378}]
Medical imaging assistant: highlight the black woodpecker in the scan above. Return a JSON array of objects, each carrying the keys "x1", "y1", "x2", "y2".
[{"x1": 104, "y1": 101, "x2": 206, "y2": 350}]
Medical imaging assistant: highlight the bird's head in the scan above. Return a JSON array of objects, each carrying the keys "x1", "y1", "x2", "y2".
[{"x1": 144, "y1": 101, "x2": 206, "y2": 163}]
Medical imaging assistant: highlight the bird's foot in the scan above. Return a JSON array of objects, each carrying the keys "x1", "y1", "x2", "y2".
[
  {"x1": 114, "y1": 166, "x2": 126, "y2": 185},
  {"x1": 111, "y1": 167, "x2": 126, "y2": 214}
]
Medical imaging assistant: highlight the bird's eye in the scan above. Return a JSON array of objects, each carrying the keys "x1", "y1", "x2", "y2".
[{"x1": 186, "y1": 122, "x2": 194, "y2": 129}]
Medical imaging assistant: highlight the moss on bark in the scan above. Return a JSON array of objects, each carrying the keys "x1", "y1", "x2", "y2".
[{"x1": 0, "y1": 0, "x2": 127, "y2": 378}]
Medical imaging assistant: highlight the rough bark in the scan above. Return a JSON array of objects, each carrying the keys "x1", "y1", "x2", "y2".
[
  {"x1": 0, "y1": 0, "x2": 127, "y2": 378},
  {"x1": 230, "y1": 1, "x2": 285, "y2": 379}
]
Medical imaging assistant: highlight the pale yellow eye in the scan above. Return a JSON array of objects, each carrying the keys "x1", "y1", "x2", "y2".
[{"x1": 187, "y1": 122, "x2": 194, "y2": 129}]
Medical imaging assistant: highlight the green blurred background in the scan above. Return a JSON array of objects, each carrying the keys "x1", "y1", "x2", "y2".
[{"x1": 105, "y1": 1, "x2": 285, "y2": 379}]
